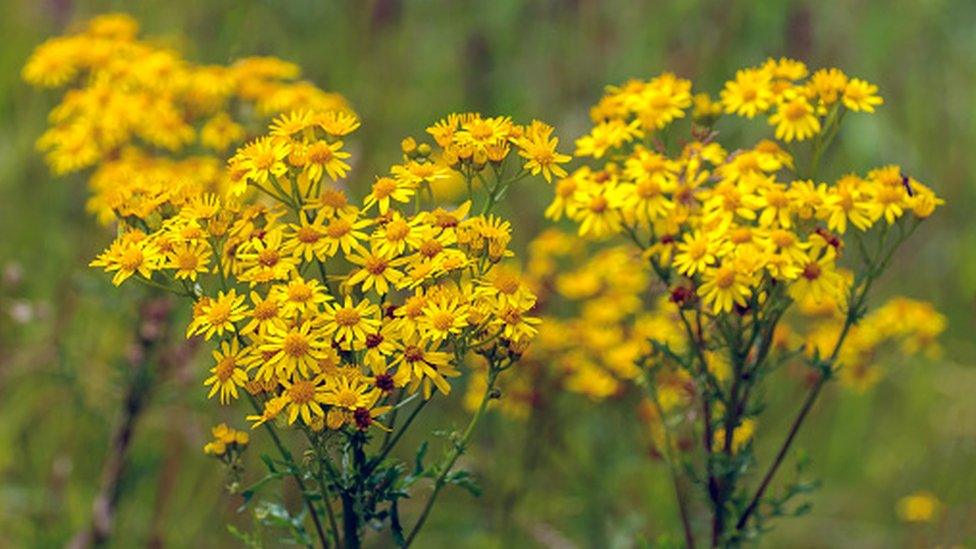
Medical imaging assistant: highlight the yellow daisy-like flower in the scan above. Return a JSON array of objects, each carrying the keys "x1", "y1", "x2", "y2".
[
  {"x1": 842, "y1": 78, "x2": 884, "y2": 113},
  {"x1": 787, "y1": 254, "x2": 846, "y2": 304},
  {"x1": 363, "y1": 176, "x2": 415, "y2": 214},
  {"x1": 260, "y1": 320, "x2": 330, "y2": 379},
  {"x1": 768, "y1": 92, "x2": 820, "y2": 142},
  {"x1": 316, "y1": 110, "x2": 361, "y2": 136},
  {"x1": 322, "y1": 296, "x2": 381, "y2": 348},
  {"x1": 418, "y1": 294, "x2": 470, "y2": 342},
  {"x1": 238, "y1": 136, "x2": 291, "y2": 191},
  {"x1": 166, "y1": 240, "x2": 212, "y2": 281},
  {"x1": 673, "y1": 230, "x2": 728, "y2": 276},
  {"x1": 390, "y1": 338, "x2": 458, "y2": 400},
  {"x1": 271, "y1": 276, "x2": 331, "y2": 318},
  {"x1": 346, "y1": 246, "x2": 407, "y2": 295},
  {"x1": 203, "y1": 339, "x2": 249, "y2": 404},
  {"x1": 186, "y1": 290, "x2": 248, "y2": 340},
  {"x1": 698, "y1": 262, "x2": 752, "y2": 314},
  {"x1": 90, "y1": 235, "x2": 164, "y2": 286},
  {"x1": 305, "y1": 139, "x2": 352, "y2": 182},
  {"x1": 372, "y1": 212, "x2": 425, "y2": 256},
  {"x1": 322, "y1": 214, "x2": 372, "y2": 257},
  {"x1": 323, "y1": 374, "x2": 381, "y2": 411},
  {"x1": 280, "y1": 375, "x2": 328, "y2": 425},
  {"x1": 517, "y1": 122, "x2": 571, "y2": 183},
  {"x1": 240, "y1": 291, "x2": 286, "y2": 336},
  {"x1": 284, "y1": 211, "x2": 328, "y2": 261},
  {"x1": 721, "y1": 68, "x2": 774, "y2": 118}
]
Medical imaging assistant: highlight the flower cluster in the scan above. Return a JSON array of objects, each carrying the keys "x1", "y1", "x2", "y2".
[
  {"x1": 539, "y1": 60, "x2": 943, "y2": 544},
  {"x1": 203, "y1": 423, "x2": 250, "y2": 457},
  {"x1": 90, "y1": 111, "x2": 549, "y2": 435},
  {"x1": 23, "y1": 13, "x2": 349, "y2": 224}
]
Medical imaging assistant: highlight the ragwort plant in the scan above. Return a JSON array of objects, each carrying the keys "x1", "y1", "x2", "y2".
[
  {"x1": 28, "y1": 13, "x2": 569, "y2": 548},
  {"x1": 112, "y1": 111, "x2": 556, "y2": 548},
  {"x1": 537, "y1": 58, "x2": 943, "y2": 546}
]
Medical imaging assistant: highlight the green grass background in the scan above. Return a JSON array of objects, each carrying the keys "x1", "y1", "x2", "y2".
[{"x1": 1, "y1": 0, "x2": 974, "y2": 547}]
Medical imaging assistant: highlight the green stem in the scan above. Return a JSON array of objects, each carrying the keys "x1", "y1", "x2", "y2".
[
  {"x1": 643, "y1": 367, "x2": 696, "y2": 549},
  {"x1": 403, "y1": 368, "x2": 499, "y2": 547},
  {"x1": 246, "y1": 395, "x2": 330, "y2": 548},
  {"x1": 314, "y1": 443, "x2": 343, "y2": 549}
]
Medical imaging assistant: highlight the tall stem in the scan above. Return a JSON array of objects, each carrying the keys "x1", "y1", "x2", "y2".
[
  {"x1": 403, "y1": 368, "x2": 499, "y2": 547},
  {"x1": 247, "y1": 395, "x2": 330, "y2": 548}
]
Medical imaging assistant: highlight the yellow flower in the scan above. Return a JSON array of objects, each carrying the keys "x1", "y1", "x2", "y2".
[
  {"x1": 322, "y1": 296, "x2": 381, "y2": 349},
  {"x1": 284, "y1": 211, "x2": 329, "y2": 261},
  {"x1": 323, "y1": 374, "x2": 381, "y2": 411},
  {"x1": 787, "y1": 254, "x2": 846, "y2": 304},
  {"x1": 90, "y1": 235, "x2": 164, "y2": 286},
  {"x1": 271, "y1": 276, "x2": 331, "y2": 318},
  {"x1": 305, "y1": 139, "x2": 352, "y2": 182},
  {"x1": 673, "y1": 230, "x2": 728, "y2": 276},
  {"x1": 363, "y1": 176, "x2": 415, "y2": 214},
  {"x1": 203, "y1": 339, "x2": 249, "y2": 404},
  {"x1": 280, "y1": 376, "x2": 328, "y2": 425},
  {"x1": 571, "y1": 182, "x2": 624, "y2": 239},
  {"x1": 721, "y1": 68, "x2": 774, "y2": 118},
  {"x1": 322, "y1": 214, "x2": 372, "y2": 257},
  {"x1": 843, "y1": 78, "x2": 884, "y2": 113},
  {"x1": 391, "y1": 338, "x2": 459, "y2": 400},
  {"x1": 768, "y1": 92, "x2": 820, "y2": 142},
  {"x1": 346, "y1": 246, "x2": 407, "y2": 295},
  {"x1": 240, "y1": 291, "x2": 286, "y2": 336},
  {"x1": 316, "y1": 110, "x2": 361, "y2": 136},
  {"x1": 186, "y1": 290, "x2": 248, "y2": 340},
  {"x1": 166, "y1": 240, "x2": 212, "y2": 281},
  {"x1": 698, "y1": 262, "x2": 752, "y2": 314},
  {"x1": 238, "y1": 136, "x2": 291, "y2": 191},
  {"x1": 809, "y1": 68, "x2": 848, "y2": 105},
  {"x1": 419, "y1": 294, "x2": 470, "y2": 342},
  {"x1": 897, "y1": 491, "x2": 941, "y2": 523},
  {"x1": 517, "y1": 121, "x2": 571, "y2": 182},
  {"x1": 260, "y1": 320, "x2": 330, "y2": 379}
]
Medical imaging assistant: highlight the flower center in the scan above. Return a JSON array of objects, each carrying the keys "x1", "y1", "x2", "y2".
[
  {"x1": 120, "y1": 248, "x2": 144, "y2": 271},
  {"x1": 334, "y1": 307, "x2": 361, "y2": 327},
  {"x1": 215, "y1": 356, "x2": 236, "y2": 382},
  {"x1": 258, "y1": 248, "x2": 280, "y2": 267},
  {"x1": 403, "y1": 345, "x2": 425, "y2": 363},
  {"x1": 207, "y1": 301, "x2": 232, "y2": 325},
  {"x1": 307, "y1": 141, "x2": 334, "y2": 163},
  {"x1": 335, "y1": 389, "x2": 359, "y2": 409},
  {"x1": 802, "y1": 262, "x2": 822, "y2": 280},
  {"x1": 715, "y1": 267, "x2": 737, "y2": 289},
  {"x1": 288, "y1": 380, "x2": 316, "y2": 404},
  {"x1": 784, "y1": 100, "x2": 808, "y2": 121},
  {"x1": 320, "y1": 189, "x2": 348, "y2": 209},
  {"x1": 283, "y1": 333, "x2": 310, "y2": 357},
  {"x1": 385, "y1": 220, "x2": 409, "y2": 240},
  {"x1": 296, "y1": 226, "x2": 322, "y2": 243},
  {"x1": 325, "y1": 218, "x2": 352, "y2": 238},
  {"x1": 254, "y1": 300, "x2": 278, "y2": 320},
  {"x1": 176, "y1": 251, "x2": 199, "y2": 271},
  {"x1": 419, "y1": 240, "x2": 443, "y2": 258},
  {"x1": 493, "y1": 273, "x2": 520, "y2": 294},
  {"x1": 372, "y1": 177, "x2": 397, "y2": 198},
  {"x1": 431, "y1": 311, "x2": 455, "y2": 331},
  {"x1": 365, "y1": 257, "x2": 388, "y2": 275},
  {"x1": 589, "y1": 195, "x2": 608, "y2": 213}
]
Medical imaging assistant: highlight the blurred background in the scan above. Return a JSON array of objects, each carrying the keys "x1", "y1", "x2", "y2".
[{"x1": 1, "y1": 0, "x2": 974, "y2": 547}]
